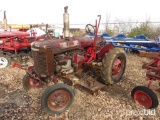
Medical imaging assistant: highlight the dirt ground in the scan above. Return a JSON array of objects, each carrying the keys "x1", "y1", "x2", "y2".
[{"x1": 0, "y1": 53, "x2": 160, "y2": 120}]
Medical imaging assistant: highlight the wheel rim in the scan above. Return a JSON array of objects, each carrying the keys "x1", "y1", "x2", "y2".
[
  {"x1": 47, "y1": 90, "x2": 70, "y2": 112},
  {"x1": 0, "y1": 57, "x2": 8, "y2": 68},
  {"x1": 134, "y1": 90, "x2": 152, "y2": 109},
  {"x1": 112, "y1": 56, "x2": 124, "y2": 79},
  {"x1": 26, "y1": 76, "x2": 43, "y2": 88}
]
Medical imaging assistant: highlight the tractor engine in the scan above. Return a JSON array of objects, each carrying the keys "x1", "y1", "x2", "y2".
[
  {"x1": 55, "y1": 54, "x2": 74, "y2": 74},
  {"x1": 54, "y1": 50, "x2": 85, "y2": 74},
  {"x1": 31, "y1": 39, "x2": 85, "y2": 78}
]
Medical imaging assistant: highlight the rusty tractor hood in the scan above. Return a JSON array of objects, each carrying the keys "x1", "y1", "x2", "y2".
[
  {"x1": 0, "y1": 31, "x2": 30, "y2": 38},
  {"x1": 31, "y1": 37, "x2": 94, "y2": 54}
]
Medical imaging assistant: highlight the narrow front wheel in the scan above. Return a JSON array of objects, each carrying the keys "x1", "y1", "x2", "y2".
[
  {"x1": 41, "y1": 83, "x2": 75, "y2": 114},
  {"x1": 22, "y1": 73, "x2": 44, "y2": 90}
]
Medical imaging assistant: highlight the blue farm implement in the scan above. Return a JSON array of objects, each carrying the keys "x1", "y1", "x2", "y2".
[{"x1": 105, "y1": 37, "x2": 160, "y2": 52}]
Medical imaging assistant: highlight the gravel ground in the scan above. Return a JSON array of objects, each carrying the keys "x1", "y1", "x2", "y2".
[{"x1": 0, "y1": 53, "x2": 160, "y2": 120}]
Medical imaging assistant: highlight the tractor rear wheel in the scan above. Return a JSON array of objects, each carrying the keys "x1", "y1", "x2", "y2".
[
  {"x1": 101, "y1": 48, "x2": 126, "y2": 84},
  {"x1": 23, "y1": 73, "x2": 44, "y2": 90},
  {"x1": 0, "y1": 54, "x2": 10, "y2": 69},
  {"x1": 41, "y1": 83, "x2": 74, "y2": 114},
  {"x1": 131, "y1": 86, "x2": 158, "y2": 109}
]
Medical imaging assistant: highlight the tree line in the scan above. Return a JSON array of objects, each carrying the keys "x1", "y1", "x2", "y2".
[{"x1": 105, "y1": 19, "x2": 160, "y2": 39}]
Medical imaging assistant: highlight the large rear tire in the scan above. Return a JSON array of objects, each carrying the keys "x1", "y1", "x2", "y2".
[
  {"x1": 101, "y1": 48, "x2": 126, "y2": 84},
  {"x1": 131, "y1": 86, "x2": 158, "y2": 109},
  {"x1": 0, "y1": 54, "x2": 10, "y2": 69},
  {"x1": 41, "y1": 83, "x2": 74, "y2": 114}
]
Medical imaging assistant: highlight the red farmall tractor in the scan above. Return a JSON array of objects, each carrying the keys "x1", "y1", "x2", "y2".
[
  {"x1": 22, "y1": 6, "x2": 126, "y2": 114},
  {"x1": 0, "y1": 11, "x2": 47, "y2": 68}
]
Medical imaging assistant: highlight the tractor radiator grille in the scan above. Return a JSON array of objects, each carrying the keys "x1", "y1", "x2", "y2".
[{"x1": 32, "y1": 48, "x2": 54, "y2": 77}]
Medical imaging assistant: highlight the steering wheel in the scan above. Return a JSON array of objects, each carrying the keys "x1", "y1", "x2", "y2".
[{"x1": 85, "y1": 24, "x2": 95, "y2": 35}]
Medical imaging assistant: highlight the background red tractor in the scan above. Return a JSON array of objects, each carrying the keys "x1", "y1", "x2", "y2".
[
  {"x1": 21, "y1": 6, "x2": 126, "y2": 114},
  {"x1": 0, "y1": 11, "x2": 48, "y2": 68}
]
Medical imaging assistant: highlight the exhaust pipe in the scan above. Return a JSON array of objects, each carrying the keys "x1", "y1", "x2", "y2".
[
  {"x1": 3, "y1": 11, "x2": 7, "y2": 31},
  {"x1": 63, "y1": 6, "x2": 70, "y2": 40}
]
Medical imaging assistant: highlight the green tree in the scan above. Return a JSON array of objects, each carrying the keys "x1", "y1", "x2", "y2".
[{"x1": 128, "y1": 22, "x2": 151, "y2": 38}]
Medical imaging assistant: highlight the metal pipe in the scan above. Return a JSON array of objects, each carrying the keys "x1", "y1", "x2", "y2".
[
  {"x1": 106, "y1": 40, "x2": 159, "y2": 43},
  {"x1": 3, "y1": 11, "x2": 7, "y2": 31},
  {"x1": 63, "y1": 6, "x2": 69, "y2": 40}
]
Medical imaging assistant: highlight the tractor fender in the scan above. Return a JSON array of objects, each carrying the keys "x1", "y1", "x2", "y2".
[{"x1": 97, "y1": 43, "x2": 114, "y2": 59}]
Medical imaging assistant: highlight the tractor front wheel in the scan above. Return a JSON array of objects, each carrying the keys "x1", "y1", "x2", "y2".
[
  {"x1": 131, "y1": 86, "x2": 158, "y2": 109},
  {"x1": 41, "y1": 83, "x2": 75, "y2": 114},
  {"x1": 22, "y1": 73, "x2": 44, "y2": 90},
  {"x1": 0, "y1": 54, "x2": 10, "y2": 69},
  {"x1": 101, "y1": 48, "x2": 126, "y2": 84}
]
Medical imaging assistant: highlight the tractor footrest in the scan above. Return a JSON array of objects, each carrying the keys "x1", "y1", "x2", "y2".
[
  {"x1": 78, "y1": 77, "x2": 105, "y2": 95},
  {"x1": 58, "y1": 68, "x2": 106, "y2": 95}
]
